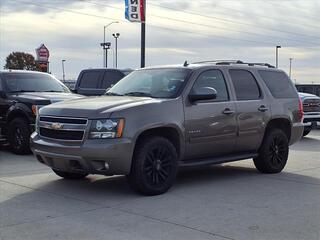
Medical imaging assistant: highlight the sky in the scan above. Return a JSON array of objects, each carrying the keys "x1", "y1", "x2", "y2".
[{"x1": 0, "y1": 0, "x2": 319, "y2": 83}]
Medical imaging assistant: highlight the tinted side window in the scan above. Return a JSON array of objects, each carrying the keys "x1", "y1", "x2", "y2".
[
  {"x1": 229, "y1": 69, "x2": 261, "y2": 100},
  {"x1": 259, "y1": 70, "x2": 296, "y2": 98},
  {"x1": 79, "y1": 71, "x2": 101, "y2": 89},
  {"x1": 192, "y1": 70, "x2": 229, "y2": 102},
  {"x1": 101, "y1": 71, "x2": 124, "y2": 89}
]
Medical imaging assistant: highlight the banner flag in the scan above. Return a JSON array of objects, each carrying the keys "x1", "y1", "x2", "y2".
[{"x1": 125, "y1": 0, "x2": 145, "y2": 22}]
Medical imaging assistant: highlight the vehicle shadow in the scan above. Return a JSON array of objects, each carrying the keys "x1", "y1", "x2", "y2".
[{"x1": 1, "y1": 163, "x2": 320, "y2": 232}]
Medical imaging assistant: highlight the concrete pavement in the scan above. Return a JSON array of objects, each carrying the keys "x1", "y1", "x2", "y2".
[{"x1": 0, "y1": 131, "x2": 319, "y2": 240}]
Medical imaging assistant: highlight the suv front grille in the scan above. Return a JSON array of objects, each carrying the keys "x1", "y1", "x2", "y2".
[
  {"x1": 303, "y1": 99, "x2": 320, "y2": 112},
  {"x1": 40, "y1": 128, "x2": 84, "y2": 141},
  {"x1": 39, "y1": 116, "x2": 87, "y2": 141}
]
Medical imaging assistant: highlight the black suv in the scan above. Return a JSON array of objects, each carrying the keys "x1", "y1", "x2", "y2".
[
  {"x1": 74, "y1": 68, "x2": 132, "y2": 96},
  {"x1": 0, "y1": 70, "x2": 82, "y2": 154}
]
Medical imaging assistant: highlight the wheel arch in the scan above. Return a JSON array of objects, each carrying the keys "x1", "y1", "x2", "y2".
[
  {"x1": 134, "y1": 126, "x2": 183, "y2": 159},
  {"x1": 264, "y1": 118, "x2": 292, "y2": 141}
]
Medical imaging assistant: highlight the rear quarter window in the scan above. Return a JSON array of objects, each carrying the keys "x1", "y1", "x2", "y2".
[{"x1": 258, "y1": 70, "x2": 297, "y2": 98}]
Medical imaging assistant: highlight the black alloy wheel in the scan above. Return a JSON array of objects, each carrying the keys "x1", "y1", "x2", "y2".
[
  {"x1": 127, "y1": 136, "x2": 178, "y2": 195},
  {"x1": 8, "y1": 118, "x2": 31, "y2": 155},
  {"x1": 143, "y1": 144, "x2": 174, "y2": 186},
  {"x1": 254, "y1": 129, "x2": 289, "y2": 174}
]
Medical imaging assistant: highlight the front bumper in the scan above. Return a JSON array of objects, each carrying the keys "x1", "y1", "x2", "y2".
[
  {"x1": 303, "y1": 113, "x2": 320, "y2": 126},
  {"x1": 30, "y1": 132, "x2": 134, "y2": 175}
]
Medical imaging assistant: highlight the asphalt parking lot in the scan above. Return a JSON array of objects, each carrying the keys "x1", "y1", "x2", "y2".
[{"x1": 0, "y1": 131, "x2": 319, "y2": 240}]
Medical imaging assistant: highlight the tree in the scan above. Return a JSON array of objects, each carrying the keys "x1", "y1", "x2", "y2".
[{"x1": 4, "y1": 52, "x2": 39, "y2": 70}]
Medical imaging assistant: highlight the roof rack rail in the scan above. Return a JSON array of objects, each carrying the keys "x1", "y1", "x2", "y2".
[
  {"x1": 191, "y1": 60, "x2": 275, "y2": 68},
  {"x1": 242, "y1": 62, "x2": 275, "y2": 68},
  {"x1": 192, "y1": 60, "x2": 243, "y2": 64}
]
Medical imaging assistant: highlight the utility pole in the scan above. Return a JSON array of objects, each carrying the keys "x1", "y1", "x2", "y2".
[
  {"x1": 112, "y1": 33, "x2": 120, "y2": 69},
  {"x1": 289, "y1": 58, "x2": 293, "y2": 79},
  {"x1": 62, "y1": 59, "x2": 66, "y2": 82},
  {"x1": 102, "y1": 21, "x2": 118, "y2": 68},
  {"x1": 275, "y1": 45, "x2": 281, "y2": 68},
  {"x1": 141, "y1": 0, "x2": 146, "y2": 68}
]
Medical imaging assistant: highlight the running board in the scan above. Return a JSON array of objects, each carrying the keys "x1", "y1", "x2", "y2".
[{"x1": 179, "y1": 153, "x2": 258, "y2": 167}]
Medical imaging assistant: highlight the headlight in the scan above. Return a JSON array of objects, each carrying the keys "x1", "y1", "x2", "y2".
[{"x1": 89, "y1": 119, "x2": 125, "y2": 139}]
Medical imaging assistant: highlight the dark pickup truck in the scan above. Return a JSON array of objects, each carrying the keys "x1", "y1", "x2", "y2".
[{"x1": 0, "y1": 70, "x2": 82, "y2": 154}]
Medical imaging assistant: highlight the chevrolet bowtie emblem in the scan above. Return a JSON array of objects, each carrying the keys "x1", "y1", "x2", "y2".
[{"x1": 51, "y1": 122, "x2": 64, "y2": 130}]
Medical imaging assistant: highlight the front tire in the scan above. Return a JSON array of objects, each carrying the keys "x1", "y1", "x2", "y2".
[
  {"x1": 127, "y1": 136, "x2": 178, "y2": 195},
  {"x1": 253, "y1": 129, "x2": 289, "y2": 174},
  {"x1": 8, "y1": 118, "x2": 31, "y2": 155},
  {"x1": 52, "y1": 169, "x2": 88, "y2": 180}
]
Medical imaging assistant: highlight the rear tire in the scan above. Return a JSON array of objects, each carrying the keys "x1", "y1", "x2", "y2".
[
  {"x1": 8, "y1": 118, "x2": 31, "y2": 155},
  {"x1": 302, "y1": 126, "x2": 312, "y2": 137},
  {"x1": 127, "y1": 136, "x2": 178, "y2": 195},
  {"x1": 52, "y1": 169, "x2": 88, "y2": 180},
  {"x1": 253, "y1": 129, "x2": 289, "y2": 174}
]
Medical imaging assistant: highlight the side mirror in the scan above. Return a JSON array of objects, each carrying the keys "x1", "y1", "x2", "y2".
[
  {"x1": 189, "y1": 87, "x2": 217, "y2": 102},
  {"x1": 0, "y1": 90, "x2": 6, "y2": 98}
]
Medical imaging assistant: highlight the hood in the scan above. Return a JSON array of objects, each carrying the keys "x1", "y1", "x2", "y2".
[
  {"x1": 8, "y1": 92, "x2": 83, "y2": 105},
  {"x1": 298, "y1": 92, "x2": 320, "y2": 100},
  {"x1": 39, "y1": 96, "x2": 163, "y2": 118}
]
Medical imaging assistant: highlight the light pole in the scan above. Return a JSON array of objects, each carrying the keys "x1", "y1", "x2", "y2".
[
  {"x1": 112, "y1": 33, "x2": 120, "y2": 69},
  {"x1": 62, "y1": 59, "x2": 66, "y2": 82},
  {"x1": 289, "y1": 58, "x2": 293, "y2": 80},
  {"x1": 102, "y1": 21, "x2": 118, "y2": 68},
  {"x1": 275, "y1": 45, "x2": 281, "y2": 68}
]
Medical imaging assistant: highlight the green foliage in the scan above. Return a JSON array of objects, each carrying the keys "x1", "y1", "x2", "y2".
[{"x1": 4, "y1": 52, "x2": 39, "y2": 70}]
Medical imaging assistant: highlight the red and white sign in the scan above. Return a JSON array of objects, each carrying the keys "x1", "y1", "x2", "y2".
[{"x1": 36, "y1": 44, "x2": 50, "y2": 62}]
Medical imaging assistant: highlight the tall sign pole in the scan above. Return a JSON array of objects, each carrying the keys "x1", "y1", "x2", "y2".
[
  {"x1": 141, "y1": 0, "x2": 146, "y2": 68},
  {"x1": 125, "y1": 0, "x2": 146, "y2": 68}
]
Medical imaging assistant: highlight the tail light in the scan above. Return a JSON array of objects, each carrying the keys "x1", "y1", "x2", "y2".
[{"x1": 298, "y1": 98, "x2": 304, "y2": 122}]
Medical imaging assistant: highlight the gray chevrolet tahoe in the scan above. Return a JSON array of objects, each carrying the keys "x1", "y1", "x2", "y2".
[{"x1": 31, "y1": 60, "x2": 304, "y2": 195}]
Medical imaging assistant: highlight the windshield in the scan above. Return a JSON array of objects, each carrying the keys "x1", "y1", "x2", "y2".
[
  {"x1": 3, "y1": 73, "x2": 70, "y2": 93},
  {"x1": 107, "y1": 68, "x2": 191, "y2": 98}
]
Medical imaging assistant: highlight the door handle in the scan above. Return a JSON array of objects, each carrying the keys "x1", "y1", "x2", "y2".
[
  {"x1": 258, "y1": 105, "x2": 269, "y2": 112},
  {"x1": 223, "y1": 108, "x2": 235, "y2": 115}
]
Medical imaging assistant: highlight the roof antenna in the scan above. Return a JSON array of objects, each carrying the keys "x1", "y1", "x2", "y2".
[{"x1": 183, "y1": 60, "x2": 189, "y2": 67}]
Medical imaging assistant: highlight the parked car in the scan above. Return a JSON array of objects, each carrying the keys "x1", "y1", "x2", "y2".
[
  {"x1": 73, "y1": 68, "x2": 132, "y2": 96},
  {"x1": 31, "y1": 61, "x2": 304, "y2": 195},
  {"x1": 0, "y1": 70, "x2": 82, "y2": 154},
  {"x1": 296, "y1": 84, "x2": 320, "y2": 97},
  {"x1": 298, "y1": 92, "x2": 320, "y2": 136}
]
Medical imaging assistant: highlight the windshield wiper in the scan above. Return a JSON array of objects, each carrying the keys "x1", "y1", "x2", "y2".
[
  {"x1": 41, "y1": 90, "x2": 64, "y2": 92},
  {"x1": 10, "y1": 90, "x2": 36, "y2": 93},
  {"x1": 105, "y1": 92, "x2": 124, "y2": 96},
  {"x1": 124, "y1": 92, "x2": 152, "y2": 97}
]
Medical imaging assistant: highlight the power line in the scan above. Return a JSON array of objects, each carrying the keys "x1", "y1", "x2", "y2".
[
  {"x1": 147, "y1": 2, "x2": 320, "y2": 41},
  {"x1": 77, "y1": 0, "x2": 320, "y2": 47},
  {"x1": 214, "y1": 4, "x2": 320, "y2": 30},
  {"x1": 7, "y1": 0, "x2": 320, "y2": 50}
]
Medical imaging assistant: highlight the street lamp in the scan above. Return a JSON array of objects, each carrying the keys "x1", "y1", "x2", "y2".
[
  {"x1": 275, "y1": 45, "x2": 281, "y2": 68},
  {"x1": 100, "y1": 42, "x2": 111, "y2": 68},
  {"x1": 62, "y1": 59, "x2": 66, "y2": 82},
  {"x1": 289, "y1": 58, "x2": 293, "y2": 78},
  {"x1": 112, "y1": 33, "x2": 120, "y2": 69},
  {"x1": 102, "y1": 21, "x2": 119, "y2": 68}
]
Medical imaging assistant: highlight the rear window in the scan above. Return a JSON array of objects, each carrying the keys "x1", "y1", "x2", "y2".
[
  {"x1": 101, "y1": 71, "x2": 124, "y2": 89},
  {"x1": 79, "y1": 71, "x2": 102, "y2": 89},
  {"x1": 258, "y1": 70, "x2": 297, "y2": 98}
]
